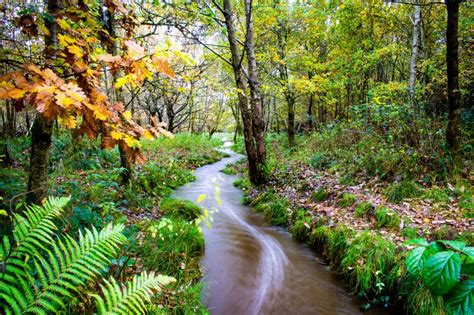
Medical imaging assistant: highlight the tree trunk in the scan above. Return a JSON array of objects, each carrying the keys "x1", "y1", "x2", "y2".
[
  {"x1": 223, "y1": 0, "x2": 265, "y2": 185},
  {"x1": 244, "y1": 0, "x2": 267, "y2": 179},
  {"x1": 409, "y1": 1, "x2": 421, "y2": 110},
  {"x1": 445, "y1": 0, "x2": 461, "y2": 152},
  {"x1": 103, "y1": 4, "x2": 132, "y2": 183},
  {"x1": 26, "y1": 0, "x2": 59, "y2": 204},
  {"x1": 275, "y1": 2, "x2": 295, "y2": 147}
]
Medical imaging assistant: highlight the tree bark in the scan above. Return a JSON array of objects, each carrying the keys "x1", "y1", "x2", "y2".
[
  {"x1": 409, "y1": 1, "x2": 421, "y2": 110},
  {"x1": 222, "y1": 0, "x2": 265, "y2": 185},
  {"x1": 445, "y1": 0, "x2": 461, "y2": 152},
  {"x1": 103, "y1": 4, "x2": 132, "y2": 183},
  {"x1": 26, "y1": 0, "x2": 59, "y2": 204},
  {"x1": 274, "y1": 2, "x2": 295, "y2": 147},
  {"x1": 244, "y1": 0, "x2": 267, "y2": 178}
]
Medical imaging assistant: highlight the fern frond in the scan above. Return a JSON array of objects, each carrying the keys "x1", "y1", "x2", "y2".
[
  {"x1": 92, "y1": 272, "x2": 176, "y2": 315},
  {"x1": 0, "y1": 200, "x2": 126, "y2": 315},
  {"x1": 10, "y1": 196, "x2": 70, "y2": 259}
]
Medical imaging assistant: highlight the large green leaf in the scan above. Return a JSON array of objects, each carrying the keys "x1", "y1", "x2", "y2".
[
  {"x1": 444, "y1": 280, "x2": 473, "y2": 315},
  {"x1": 462, "y1": 247, "x2": 474, "y2": 260},
  {"x1": 423, "y1": 251, "x2": 461, "y2": 296},
  {"x1": 406, "y1": 246, "x2": 427, "y2": 275},
  {"x1": 438, "y1": 240, "x2": 466, "y2": 252}
]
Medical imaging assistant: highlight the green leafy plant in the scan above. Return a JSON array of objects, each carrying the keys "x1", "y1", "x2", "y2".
[
  {"x1": 405, "y1": 238, "x2": 474, "y2": 314},
  {"x1": 0, "y1": 196, "x2": 172, "y2": 314},
  {"x1": 311, "y1": 187, "x2": 328, "y2": 202},
  {"x1": 92, "y1": 272, "x2": 175, "y2": 315}
]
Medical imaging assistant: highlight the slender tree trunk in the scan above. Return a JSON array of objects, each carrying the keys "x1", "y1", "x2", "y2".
[
  {"x1": 275, "y1": 2, "x2": 295, "y2": 147},
  {"x1": 244, "y1": 0, "x2": 267, "y2": 180},
  {"x1": 445, "y1": 0, "x2": 461, "y2": 152},
  {"x1": 223, "y1": 0, "x2": 264, "y2": 185},
  {"x1": 103, "y1": 5, "x2": 132, "y2": 183},
  {"x1": 26, "y1": 0, "x2": 59, "y2": 204},
  {"x1": 409, "y1": 1, "x2": 421, "y2": 110}
]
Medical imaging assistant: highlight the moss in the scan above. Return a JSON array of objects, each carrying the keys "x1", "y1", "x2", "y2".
[
  {"x1": 160, "y1": 198, "x2": 202, "y2": 221},
  {"x1": 385, "y1": 179, "x2": 421, "y2": 202},
  {"x1": 311, "y1": 187, "x2": 328, "y2": 202},
  {"x1": 374, "y1": 207, "x2": 401, "y2": 229},
  {"x1": 338, "y1": 193, "x2": 357, "y2": 207},
  {"x1": 354, "y1": 201, "x2": 374, "y2": 218}
]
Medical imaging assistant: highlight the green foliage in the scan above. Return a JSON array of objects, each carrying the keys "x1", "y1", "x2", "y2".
[
  {"x1": 233, "y1": 177, "x2": 252, "y2": 191},
  {"x1": 160, "y1": 198, "x2": 202, "y2": 221},
  {"x1": 253, "y1": 192, "x2": 289, "y2": 226},
  {"x1": 311, "y1": 187, "x2": 328, "y2": 202},
  {"x1": 0, "y1": 196, "x2": 161, "y2": 315},
  {"x1": 405, "y1": 239, "x2": 474, "y2": 314},
  {"x1": 338, "y1": 193, "x2": 357, "y2": 207},
  {"x1": 220, "y1": 163, "x2": 238, "y2": 175},
  {"x1": 290, "y1": 210, "x2": 311, "y2": 242},
  {"x1": 374, "y1": 207, "x2": 401, "y2": 229},
  {"x1": 139, "y1": 217, "x2": 204, "y2": 281},
  {"x1": 309, "y1": 153, "x2": 331, "y2": 170},
  {"x1": 354, "y1": 201, "x2": 374, "y2": 218},
  {"x1": 385, "y1": 180, "x2": 422, "y2": 202},
  {"x1": 92, "y1": 272, "x2": 175, "y2": 315},
  {"x1": 341, "y1": 231, "x2": 396, "y2": 296}
]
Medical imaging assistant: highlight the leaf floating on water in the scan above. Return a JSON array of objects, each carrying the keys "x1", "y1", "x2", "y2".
[{"x1": 197, "y1": 194, "x2": 206, "y2": 203}]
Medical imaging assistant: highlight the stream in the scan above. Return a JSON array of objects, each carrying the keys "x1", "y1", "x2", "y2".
[{"x1": 174, "y1": 141, "x2": 387, "y2": 315}]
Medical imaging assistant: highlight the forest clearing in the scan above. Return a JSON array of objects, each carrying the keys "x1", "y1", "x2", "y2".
[{"x1": 0, "y1": 0, "x2": 472, "y2": 314}]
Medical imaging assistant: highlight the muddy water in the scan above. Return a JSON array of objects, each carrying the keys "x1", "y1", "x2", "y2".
[{"x1": 174, "y1": 141, "x2": 386, "y2": 315}]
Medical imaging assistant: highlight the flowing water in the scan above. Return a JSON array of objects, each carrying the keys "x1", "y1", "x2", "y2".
[{"x1": 174, "y1": 141, "x2": 387, "y2": 315}]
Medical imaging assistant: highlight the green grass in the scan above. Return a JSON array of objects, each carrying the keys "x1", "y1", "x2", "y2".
[
  {"x1": 160, "y1": 198, "x2": 202, "y2": 221},
  {"x1": 311, "y1": 187, "x2": 328, "y2": 202},
  {"x1": 354, "y1": 201, "x2": 374, "y2": 218},
  {"x1": 374, "y1": 207, "x2": 401, "y2": 229},
  {"x1": 340, "y1": 231, "x2": 396, "y2": 296},
  {"x1": 338, "y1": 193, "x2": 357, "y2": 207},
  {"x1": 253, "y1": 192, "x2": 290, "y2": 226},
  {"x1": 385, "y1": 179, "x2": 422, "y2": 202}
]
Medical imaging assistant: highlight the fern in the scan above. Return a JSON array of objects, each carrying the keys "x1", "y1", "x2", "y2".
[
  {"x1": 92, "y1": 272, "x2": 176, "y2": 315},
  {"x1": 0, "y1": 197, "x2": 127, "y2": 314}
]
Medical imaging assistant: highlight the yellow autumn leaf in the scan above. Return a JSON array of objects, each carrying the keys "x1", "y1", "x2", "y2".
[
  {"x1": 115, "y1": 76, "x2": 129, "y2": 89},
  {"x1": 56, "y1": 94, "x2": 75, "y2": 108},
  {"x1": 197, "y1": 194, "x2": 206, "y2": 203},
  {"x1": 111, "y1": 130, "x2": 123, "y2": 140},
  {"x1": 8, "y1": 88, "x2": 26, "y2": 99},
  {"x1": 124, "y1": 135, "x2": 140, "y2": 148},
  {"x1": 57, "y1": 19, "x2": 70, "y2": 31},
  {"x1": 142, "y1": 130, "x2": 154, "y2": 140},
  {"x1": 68, "y1": 45, "x2": 83, "y2": 58},
  {"x1": 60, "y1": 116, "x2": 77, "y2": 129},
  {"x1": 123, "y1": 111, "x2": 132, "y2": 120}
]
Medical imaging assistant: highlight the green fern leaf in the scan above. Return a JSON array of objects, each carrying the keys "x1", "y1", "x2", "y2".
[{"x1": 93, "y1": 272, "x2": 176, "y2": 315}]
